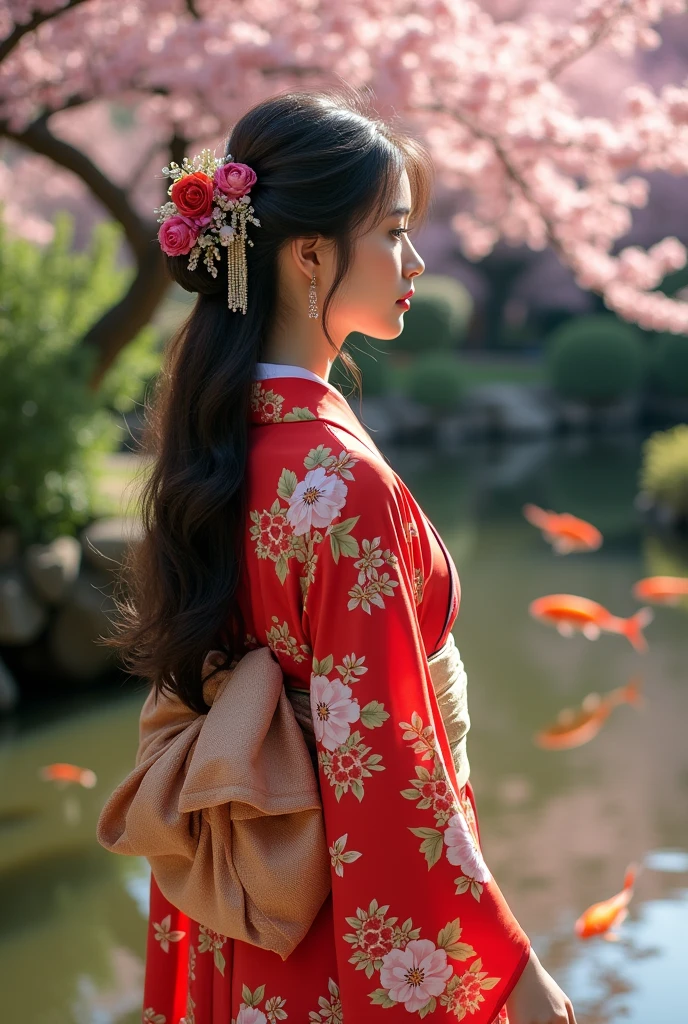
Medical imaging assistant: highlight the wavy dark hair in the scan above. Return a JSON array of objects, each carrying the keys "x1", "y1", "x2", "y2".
[{"x1": 103, "y1": 85, "x2": 434, "y2": 714}]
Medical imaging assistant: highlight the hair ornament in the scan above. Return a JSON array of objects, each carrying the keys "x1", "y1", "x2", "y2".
[{"x1": 154, "y1": 147, "x2": 261, "y2": 314}]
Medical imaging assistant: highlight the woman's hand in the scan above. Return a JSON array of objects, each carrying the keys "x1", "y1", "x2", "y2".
[{"x1": 505, "y1": 946, "x2": 578, "y2": 1024}]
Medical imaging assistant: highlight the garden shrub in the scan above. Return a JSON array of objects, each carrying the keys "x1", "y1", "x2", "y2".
[
  {"x1": 639, "y1": 424, "x2": 688, "y2": 519},
  {"x1": 329, "y1": 337, "x2": 390, "y2": 397},
  {"x1": 388, "y1": 273, "x2": 473, "y2": 353},
  {"x1": 650, "y1": 332, "x2": 688, "y2": 398},
  {"x1": 0, "y1": 207, "x2": 161, "y2": 545},
  {"x1": 544, "y1": 314, "x2": 646, "y2": 405},
  {"x1": 398, "y1": 352, "x2": 465, "y2": 411}
]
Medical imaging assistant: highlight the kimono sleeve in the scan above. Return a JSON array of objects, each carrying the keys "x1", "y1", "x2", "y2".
[{"x1": 303, "y1": 449, "x2": 530, "y2": 1021}]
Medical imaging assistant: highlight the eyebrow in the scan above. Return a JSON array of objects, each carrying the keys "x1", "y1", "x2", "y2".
[{"x1": 388, "y1": 206, "x2": 411, "y2": 217}]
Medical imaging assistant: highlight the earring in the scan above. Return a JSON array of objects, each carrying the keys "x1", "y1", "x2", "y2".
[{"x1": 308, "y1": 270, "x2": 319, "y2": 319}]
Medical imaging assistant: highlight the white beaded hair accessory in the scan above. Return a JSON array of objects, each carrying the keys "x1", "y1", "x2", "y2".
[{"x1": 154, "y1": 147, "x2": 261, "y2": 314}]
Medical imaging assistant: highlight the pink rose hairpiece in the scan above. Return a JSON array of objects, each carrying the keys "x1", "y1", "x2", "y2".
[{"x1": 154, "y1": 147, "x2": 261, "y2": 314}]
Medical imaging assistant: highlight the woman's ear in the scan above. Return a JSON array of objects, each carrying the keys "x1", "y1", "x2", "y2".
[{"x1": 290, "y1": 236, "x2": 322, "y2": 280}]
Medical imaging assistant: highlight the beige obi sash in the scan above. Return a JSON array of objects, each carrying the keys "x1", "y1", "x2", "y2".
[
  {"x1": 428, "y1": 630, "x2": 471, "y2": 791},
  {"x1": 96, "y1": 633, "x2": 470, "y2": 961}
]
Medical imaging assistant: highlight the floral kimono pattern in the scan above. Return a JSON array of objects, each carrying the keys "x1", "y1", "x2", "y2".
[{"x1": 140, "y1": 373, "x2": 530, "y2": 1023}]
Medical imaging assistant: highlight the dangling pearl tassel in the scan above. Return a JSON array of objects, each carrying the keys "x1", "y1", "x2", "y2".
[
  {"x1": 308, "y1": 270, "x2": 319, "y2": 319},
  {"x1": 227, "y1": 209, "x2": 249, "y2": 314}
]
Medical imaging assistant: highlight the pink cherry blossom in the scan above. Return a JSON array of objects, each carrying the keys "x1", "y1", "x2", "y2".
[
  {"x1": 379, "y1": 939, "x2": 453, "y2": 1011},
  {"x1": 235, "y1": 1007, "x2": 267, "y2": 1024},
  {"x1": 3, "y1": 0, "x2": 688, "y2": 344},
  {"x1": 309, "y1": 674, "x2": 361, "y2": 751},
  {"x1": 286, "y1": 467, "x2": 347, "y2": 536}
]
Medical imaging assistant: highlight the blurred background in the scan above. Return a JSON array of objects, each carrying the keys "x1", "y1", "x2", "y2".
[{"x1": 1, "y1": 1, "x2": 688, "y2": 1021}]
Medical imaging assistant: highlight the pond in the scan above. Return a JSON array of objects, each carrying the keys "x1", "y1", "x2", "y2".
[{"x1": 1, "y1": 431, "x2": 687, "y2": 1023}]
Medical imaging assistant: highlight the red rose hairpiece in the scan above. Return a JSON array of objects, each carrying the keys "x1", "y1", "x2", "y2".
[{"x1": 154, "y1": 148, "x2": 261, "y2": 314}]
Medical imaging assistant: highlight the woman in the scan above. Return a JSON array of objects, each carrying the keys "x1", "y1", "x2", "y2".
[{"x1": 102, "y1": 87, "x2": 577, "y2": 1024}]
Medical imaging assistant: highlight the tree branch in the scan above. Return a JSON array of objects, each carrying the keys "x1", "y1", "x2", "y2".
[
  {"x1": 2, "y1": 109, "x2": 154, "y2": 251},
  {"x1": 0, "y1": 0, "x2": 92, "y2": 65},
  {"x1": 416, "y1": 100, "x2": 570, "y2": 265},
  {"x1": 81, "y1": 132, "x2": 190, "y2": 392},
  {"x1": 548, "y1": 0, "x2": 632, "y2": 80},
  {"x1": 2, "y1": 108, "x2": 190, "y2": 388}
]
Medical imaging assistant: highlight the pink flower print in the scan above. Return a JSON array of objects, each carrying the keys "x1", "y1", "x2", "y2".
[
  {"x1": 258, "y1": 510, "x2": 293, "y2": 558},
  {"x1": 310, "y1": 675, "x2": 361, "y2": 751},
  {"x1": 380, "y1": 939, "x2": 453, "y2": 1011},
  {"x1": 358, "y1": 916, "x2": 395, "y2": 959},
  {"x1": 236, "y1": 1007, "x2": 267, "y2": 1024},
  {"x1": 444, "y1": 811, "x2": 491, "y2": 883},
  {"x1": 260, "y1": 398, "x2": 281, "y2": 422},
  {"x1": 286, "y1": 466, "x2": 347, "y2": 536},
  {"x1": 330, "y1": 747, "x2": 364, "y2": 784},
  {"x1": 418, "y1": 778, "x2": 453, "y2": 814}
]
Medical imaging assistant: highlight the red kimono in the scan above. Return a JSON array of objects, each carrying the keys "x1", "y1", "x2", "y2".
[{"x1": 141, "y1": 368, "x2": 530, "y2": 1024}]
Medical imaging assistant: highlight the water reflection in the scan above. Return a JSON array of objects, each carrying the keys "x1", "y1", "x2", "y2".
[
  {"x1": 0, "y1": 841, "x2": 148, "y2": 1022},
  {"x1": 0, "y1": 691, "x2": 149, "y2": 1023},
  {"x1": 395, "y1": 432, "x2": 688, "y2": 1021},
  {"x1": 0, "y1": 433, "x2": 686, "y2": 1022}
]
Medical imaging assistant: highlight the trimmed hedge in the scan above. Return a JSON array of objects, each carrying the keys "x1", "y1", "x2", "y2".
[
  {"x1": 545, "y1": 314, "x2": 646, "y2": 405},
  {"x1": 329, "y1": 339, "x2": 390, "y2": 397},
  {"x1": 398, "y1": 352, "x2": 465, "y2": 411},
  {"x1": 651, "y1": 332, "x2": 688, "y2": 398},
  {"x1": 389, "y1": 274, "x2": 473, "y2": 353}
]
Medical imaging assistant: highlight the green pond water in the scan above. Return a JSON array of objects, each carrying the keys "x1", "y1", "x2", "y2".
[{"x1": 1, "y1": 432, "x2": 687, "y2": 1023}]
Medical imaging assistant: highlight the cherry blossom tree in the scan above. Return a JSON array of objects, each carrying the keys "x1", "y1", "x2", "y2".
[{"x1": 2, "y1": 0, "x2": 688, "y2": 388}]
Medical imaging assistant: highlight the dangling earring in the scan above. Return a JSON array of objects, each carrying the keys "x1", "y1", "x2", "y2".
[{"x1": 308, "y1": 270, "x2": 319, "y2": 319}]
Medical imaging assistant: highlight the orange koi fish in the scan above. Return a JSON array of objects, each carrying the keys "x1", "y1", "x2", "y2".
[
  {"x1": 522, "y1": 504, "x2": 603, "y2": 555},
  {"x1": 528, "y1": 594, "x2": 654, "y2": 652},
  {"x1": 632, "y1": 575, "x2": 688, "y2": 606},
  {"x1": 534, "y1": 677, "x2": 644, "y2": 750},
  {"x1": 575, "y1": 862, "x2": 640, "y2": 940},
  {"x1": 39, "y1": 762, "x2": 97, "y2": 788}
]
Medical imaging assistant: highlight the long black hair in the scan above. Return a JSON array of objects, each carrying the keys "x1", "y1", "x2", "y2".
[{"x1": 103, "y1": 85, "x2": 434, "y2": 713}]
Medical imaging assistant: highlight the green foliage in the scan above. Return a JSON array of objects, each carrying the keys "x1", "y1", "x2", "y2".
[
  {"x1": 388, "y1": 274, "x2": 473, "y2": 353},
  {"x1": 650, "y1": 332, "x2": 688, "y2": 398},
  {"x1": 459, "y1": 358, "x2": 544, "y2": 388},
  {"x1": 0, "y1": 206, "x2": 161, "y2": 544},
  {"x1": 544, "y1": 314, "x2": 646, "y2": 405},
  {"x1": 399, "y1": 352, "x2": 465, "y2": 411},
  {"x1": 330, "y1": 338, "x2": 390, "y2": 396},
  {"x1": 639, "y1": 424, "x2": 688, "y2": 518},
  {"x1": 655, "y1": 263, "x2": 688, "y2": 299}
]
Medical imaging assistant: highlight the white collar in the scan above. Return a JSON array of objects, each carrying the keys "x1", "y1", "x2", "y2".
[{"x1": 253, "y1": 361, "x2": 341, "y2": 397}]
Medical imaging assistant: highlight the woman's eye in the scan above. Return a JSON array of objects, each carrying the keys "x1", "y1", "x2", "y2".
[{"x1": 391, "y1": 228, "x2": 410, "y2": 239}]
